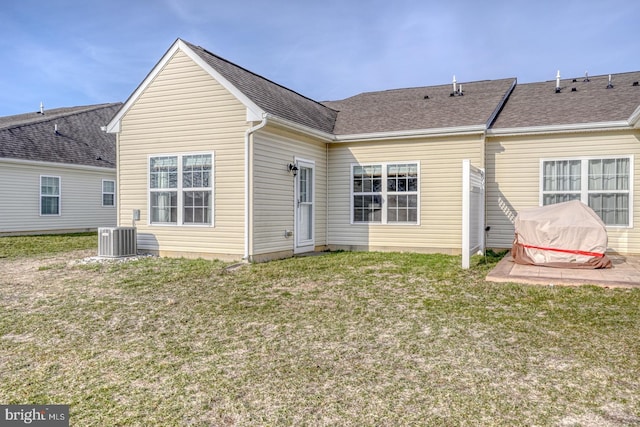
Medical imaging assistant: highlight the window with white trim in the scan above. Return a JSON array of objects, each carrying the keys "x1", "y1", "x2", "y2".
[
  {"x1": 40, "y1": 176, "x2": 60, "y2": 215},
  {"x1": 102, "y1": 180, "x2": 115, "y2": 207},
  {"x1": 541, "y1": 156, "x2": 632, "y2": 226},
  {"x1": 149, "y1": 153, "x2": 213, "y2": 225},
  {"x1": 352, "y1": 162, "x2": 419, "y2": 224}
]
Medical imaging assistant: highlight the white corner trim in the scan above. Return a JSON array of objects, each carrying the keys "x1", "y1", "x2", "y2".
[{"x1": 246, "y1": 108, "x2": 263, "y2": 122}]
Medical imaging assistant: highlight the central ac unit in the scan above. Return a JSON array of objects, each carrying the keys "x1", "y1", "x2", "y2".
[{"x1": 98, "y1": 227, "x2": 137, "y2": 257}]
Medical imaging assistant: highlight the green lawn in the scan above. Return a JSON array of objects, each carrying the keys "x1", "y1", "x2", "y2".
[
  {"x1": 0, "y1": 235, "x2": 639, "y2": 426},
  {"x1": 0, "y1": 232, "x2": 97, "y2": 258}
]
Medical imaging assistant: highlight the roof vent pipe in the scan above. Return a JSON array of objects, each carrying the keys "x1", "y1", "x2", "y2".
[
  {"x1": 555, "y1": 70, "x2": 561, "y2": 93},
  {"x1": 607, "y1": 74, "x2": 614, "y2": 89},
  {"x1": 39, "y1": 102, "x2": 44, "y2": 115},
  {"x1": 584, "y1": 71, "x2": 590, "y2": 82}
]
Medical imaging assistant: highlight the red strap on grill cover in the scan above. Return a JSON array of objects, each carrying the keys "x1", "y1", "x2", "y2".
[{"x1": 520, "y1": 243, "x2": 604, "y2": 258}]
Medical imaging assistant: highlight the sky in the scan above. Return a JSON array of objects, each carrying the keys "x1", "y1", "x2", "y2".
[{"x1": 0, "y1": 0, "x2": 638, "y2": 117}]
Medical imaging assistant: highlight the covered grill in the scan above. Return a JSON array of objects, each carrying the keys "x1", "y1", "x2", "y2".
[{"x1": 512, "y1": 200, "x2": 612, "y2": 269}]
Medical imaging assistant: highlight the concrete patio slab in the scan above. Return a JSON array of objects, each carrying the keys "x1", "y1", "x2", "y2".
[{"x1": 486, "y1": 254, "x2": 640, "y2": 288}]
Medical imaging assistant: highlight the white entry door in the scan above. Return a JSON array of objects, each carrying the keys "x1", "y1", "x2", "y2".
[{"x1": 295, "y1": 160, "x2": 315, "y2": 253}]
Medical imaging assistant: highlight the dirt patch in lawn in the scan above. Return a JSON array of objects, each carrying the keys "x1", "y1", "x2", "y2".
[
  {"x1": 0, "y1": 250, "x2": 152, "y2": 306},
  {"x1": 0, "y1": 249, "x2": 96, "y2": 284}
]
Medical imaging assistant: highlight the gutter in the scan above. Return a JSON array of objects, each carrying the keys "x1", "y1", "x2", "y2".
[
  {"x1": 244, "y1": 114, "x2": 268, "y2": 261},
  {"x1": 0, "y1": 157, "x2": 115, "y2": 172},
  {"x1": 487, "y1": 120, "x2": 631, "y2": 137},
  {"x1": 333, "y1": 125, "x2": 487, "y2": 142},
  {"x1": 628, "y1": 105, "x2": 640, "y2": 128},
  {"x1": 265, "y1": 113, "x2": 487, "y2": 143},
  {"x1": 262, "y1": 114, "x2": 334, "y2": 141}
]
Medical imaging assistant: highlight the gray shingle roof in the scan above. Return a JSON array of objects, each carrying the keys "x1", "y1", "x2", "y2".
[
  {"x1": 182, "y1": 40, "x2": 640, "y2": 137},
  {"x1": 323, "y1": 78, "x2": 516, "y2": 135},
  {"x1": 491, "y1": 71, "x2": 640, "y2": 129},
  {"x1": 184, "y1": 41, "x2": 338, "y2": 134},
  {"x1": 0, "y1": 103, "x2": 121, "y2": 168},
  {"x1": 184, "y1": 40, "x2": 516, "y2": 136}
]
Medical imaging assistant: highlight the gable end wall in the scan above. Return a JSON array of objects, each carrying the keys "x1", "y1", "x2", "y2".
[{"x1": 117, "y1": 49, "x2": 248, "y2": 259}]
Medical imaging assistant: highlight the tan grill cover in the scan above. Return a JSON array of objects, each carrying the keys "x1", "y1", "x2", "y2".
[{"x1": 511, "y1": 200, "x2": 612, "y2": 269}]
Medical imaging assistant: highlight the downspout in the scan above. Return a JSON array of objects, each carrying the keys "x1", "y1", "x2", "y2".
[
  {"x1": 244, "y1": 113, "x2": 268, "y2": 261},
  {"x1": 326, "y1": 141, "x2": 330, "y2": 250}
]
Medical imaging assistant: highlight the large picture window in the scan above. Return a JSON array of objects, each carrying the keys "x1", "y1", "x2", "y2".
[
  {"x1": 541, "y1": 156, "x2": 632, "y2": 226},
  {"x1": 352, "y1": 162, "x2": 419, "y2": 224},
  {"x1": 149, "y1": 153, "x2": 213, "y2": 225},
  {"x1": 40, "y1": 176, "x2": 60, "y2": 216}
]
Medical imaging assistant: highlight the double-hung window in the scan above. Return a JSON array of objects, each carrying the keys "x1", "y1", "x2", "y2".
[
  {"x1": 102, "y1": 180, "x2": 115, "y2": 207},
  {"x1": 149, "y1": 153, "x2": 213, "y2": 225},
  {"x1": 541, "y1": 156, "x2": 632, "y2": 226},
  {"x1": 40, "y1": 176, "x2": 60, "y2": 215},
  {"x1": 352, "y1": 162, "x2": 419, "y2": 224}
]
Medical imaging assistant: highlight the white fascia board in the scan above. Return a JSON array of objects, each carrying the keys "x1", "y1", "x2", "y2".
[
  {"x1": 106, "y1": 40, "x2": 183, "y2": 133},
  {"x1": 176, "y1": 40, "x2": 265, "y2": 122},
  {"x1": 1, "y1": 157, "x2": 116, "y2": 173},
  {"x1": 266, "y1": 114, "x2": 487, "y2": 143},
  {"x1": 333, "y1": 125, "x2": 487, "y2": 143},
  {"x1": 628, "y1": 105, "x2": 640, "y2": 128},
  {"x1": 487, "y1": 121, "x2": 631, "y2": 137},
  {"x1": 263, "y1": 114, "x2": 335, "y2": 141},
  {"x1": 106, "y1": 39, "x2": 265, "y2": 133}
]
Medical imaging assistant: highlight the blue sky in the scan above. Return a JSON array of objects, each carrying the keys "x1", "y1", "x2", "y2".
[{"x1": 0, "y1": 0, "x2": 638, "y2": 117}]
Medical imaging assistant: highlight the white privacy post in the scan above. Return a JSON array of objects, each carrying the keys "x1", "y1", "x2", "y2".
[
  {"x1": 462, "y1": 160, "x2": 485, "y2": 269},
  {"x1": 462, "y1": 160, "x2": 471, "y2": 269}
]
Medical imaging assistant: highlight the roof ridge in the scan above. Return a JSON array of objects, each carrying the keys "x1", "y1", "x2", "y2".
[
  {"x1": 182, "y1": 40, "x2": 339, "y2": 114},
  {"x1": 331, "y1": 77, "x2": 518, "y2": 100},
  {"x1": 0, "y1": 102, "x2": 121, "y2": 131},
  {"x1": 532, "y1": 70, "x2": 640, "y2": 84}
]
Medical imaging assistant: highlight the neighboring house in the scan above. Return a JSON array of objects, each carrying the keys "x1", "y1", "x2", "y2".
[
  {"x1": 106, "y1": 38, "x2": 640, "y2": 261},
  {"x1": 0, "y1": 103, "x2": 122, "y2": 235}
]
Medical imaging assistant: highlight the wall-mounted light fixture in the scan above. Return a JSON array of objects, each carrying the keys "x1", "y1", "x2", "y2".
[{"x1": 288, "y1": 163, "x2": 298, "y2": 177}]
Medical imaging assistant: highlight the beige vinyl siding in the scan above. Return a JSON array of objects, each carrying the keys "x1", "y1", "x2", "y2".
[
  {"x1": 486, "y1": 130, "x2": 640, "y2": 254},
  {"x1": 252, "y1": 127, "x2": 327, "y2": 257},
  {"x1": 0, "y1": 160, "x2": 116, "y2": 234},
  {"x1": 328, "y1": 134, "x2": 484, "y2": 254},
  {"x1": 117, "y1": 49, "x2": 248, "y2": 258}
]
